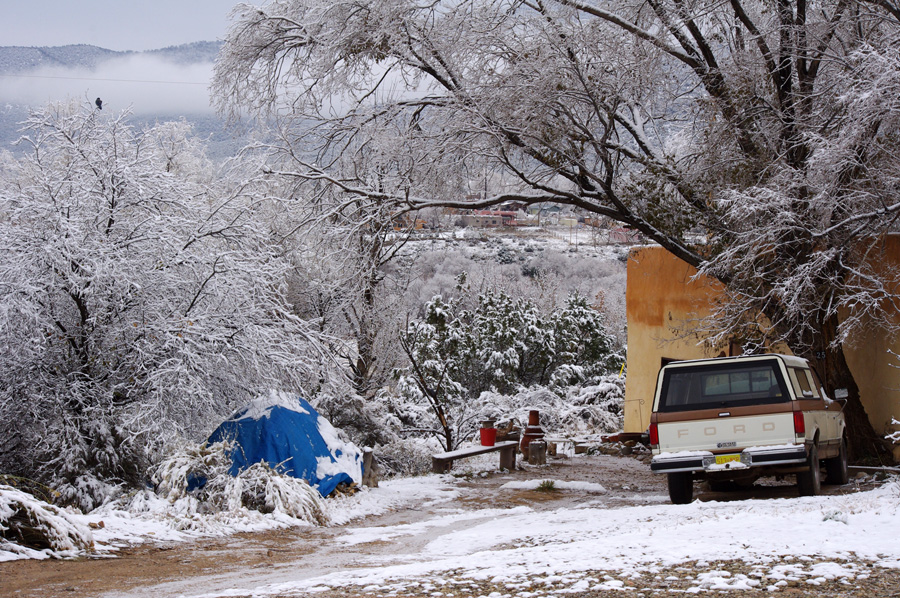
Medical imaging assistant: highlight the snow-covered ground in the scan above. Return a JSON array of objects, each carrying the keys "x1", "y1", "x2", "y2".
[
  {"x1": 4, "y1": 454, "x2": 900, "y2": 596},
  {"x1": 186, "y1": 476, "x2": 899, "y2": 596},
  {"x1": 410, "y1": 225, "x2": 634, "y2": 261}
]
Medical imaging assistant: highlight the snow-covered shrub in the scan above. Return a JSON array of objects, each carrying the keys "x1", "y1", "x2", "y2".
[
  {"x1": 151, "y1": 442, "x2": 328, "y2": 526},
  {"x1": 554, "y1": 376, "x2": 626, "y2": 435},
  {"x1": 452, "y1": 375, "x2": 625, "y2": 443},
  {"x1": 40, "y1": 413, "x2": 152, "y2": 513},
  {"x1": 152, "y1": 441, "x2": 233, "y2": 504},
  {"x1": 312, "y1": 390, "x2": 401, "y2": 449},
  {"x1": 0, "y1": 485, "x2": 93, "y2": 558},
  {"x1": 257, "y1": 466, "x2": 329, "y2": 522},
  {"x1": 372, "y1": 437, "x2": 441, "y2": 478}
]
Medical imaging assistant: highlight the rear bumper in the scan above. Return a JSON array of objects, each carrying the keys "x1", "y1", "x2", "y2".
[{"x1": 650, "y1": 444, "x2": 808, "y2": 474}]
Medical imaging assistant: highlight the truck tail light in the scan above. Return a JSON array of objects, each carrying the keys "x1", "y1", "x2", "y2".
[
  {"x1": 793, "y1": 411, "x2": 805, "y2": 435},
  {"x1": 649, "y1": 422, "x2": 659, "y2": 447}
]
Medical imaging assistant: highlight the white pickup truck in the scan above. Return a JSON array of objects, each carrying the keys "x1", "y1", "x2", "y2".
[{"x1": 649, "y1": 354, "x2": 848, "y2": 504}]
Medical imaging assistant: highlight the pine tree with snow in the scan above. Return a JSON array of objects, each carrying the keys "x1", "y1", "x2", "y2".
[{"x1": 397, "y1": 285, "x2": 622, "y2": 450}]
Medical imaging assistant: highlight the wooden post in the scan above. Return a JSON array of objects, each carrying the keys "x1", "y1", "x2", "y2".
[
  {"x1": 431, "y1": 457, "x2": 451, "y2": 474},
  {"x1": 499, "y1": 443, "x2": 516, "y2": 471},
  {"x1": 362, "y1": 448, "x2": 379, "y2": 487},
  {"x1": 528, "y1": 440, "x2": 547, "y2": 465}
]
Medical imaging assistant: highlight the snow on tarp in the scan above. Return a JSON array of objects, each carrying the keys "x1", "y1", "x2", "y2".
[{"x1": 207, "y1": 391, "x2": 363, "y2": 498}]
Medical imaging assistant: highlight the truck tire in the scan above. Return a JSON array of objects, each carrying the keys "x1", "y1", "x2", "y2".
[
  {"x1": 797, "y1": 443, "x2": 821, "y2": 496},
  {"x1": 824, "y1": 437, "x2": 849, "y2": 485},
  {"x1": 667, "y1": 472, "x2": 693, "y2": 504}
]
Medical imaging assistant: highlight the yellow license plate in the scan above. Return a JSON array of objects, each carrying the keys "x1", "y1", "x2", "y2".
[{"x1": 715, "y1": 454, "x2": 741, "y2": 465}]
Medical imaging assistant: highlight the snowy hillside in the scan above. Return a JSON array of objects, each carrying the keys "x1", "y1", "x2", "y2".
[
  {"x1": 0, "y1": 41, "x2": 222, "y2": 74},
  {"x1": 0, "y1": 44, "x2": 122, "y2": 73}
]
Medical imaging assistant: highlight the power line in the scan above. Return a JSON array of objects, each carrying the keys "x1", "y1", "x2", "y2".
[{"x1": 0, "y1": 73, "x2": 208, "y2": 86}]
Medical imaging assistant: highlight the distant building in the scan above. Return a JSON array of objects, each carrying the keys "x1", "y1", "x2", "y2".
[
  {"x1": 392, "y1": 213, "x2": 426, "y2": 231},
  {"x1": 498, "y1": 201, "x2": 528, "y2": 213},
  {"x1": 461, "y1": 210, "x2": 519, "y2": 228},
  {"x1": 609, "y1": 227, "x2": 643, "y2": 244}
]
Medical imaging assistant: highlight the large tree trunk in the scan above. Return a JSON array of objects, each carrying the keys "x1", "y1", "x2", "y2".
[{"x1": 804, "y1": 313, "x2": 891, "y2": 463}]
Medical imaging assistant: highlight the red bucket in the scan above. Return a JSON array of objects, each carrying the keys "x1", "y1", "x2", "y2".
[{"x1": 480, "y1": 427, "x2": 497, "y2": 446}]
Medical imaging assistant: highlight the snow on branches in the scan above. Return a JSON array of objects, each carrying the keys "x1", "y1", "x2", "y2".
[
  {"x1": 396, "y1": 284, "x2": 623, "y2": 450},
  {"x1": 147, "y1": 441, "x2": 328, "y2": 528},
  {"x1": 0, "y1": 102, "x2": 333, "y2": 510},
  {"x1": 213, "y1": 0, "x2": 900, "y2": 362}
]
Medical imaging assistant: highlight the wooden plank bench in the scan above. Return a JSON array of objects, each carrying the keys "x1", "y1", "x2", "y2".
[{"x1": 432, "y1": 440, "x2": 518, "y2": 473}]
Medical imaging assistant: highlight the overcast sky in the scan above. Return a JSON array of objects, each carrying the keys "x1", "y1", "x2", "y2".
[
  {"x1": 0, "y1": 1, "x2": 266, "y2": 115},
  {"x1": 3, "y1": 0, "x2": 248, "y2": 51}
]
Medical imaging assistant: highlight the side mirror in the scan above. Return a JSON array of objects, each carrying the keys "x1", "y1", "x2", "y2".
[{"x1": 832, "y1": 388, "x2": 849, "y2": 408}]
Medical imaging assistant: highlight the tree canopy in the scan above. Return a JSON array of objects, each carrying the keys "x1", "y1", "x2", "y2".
[{"x1": 214, "y1": 0, "x2": 900, "y2": 456}]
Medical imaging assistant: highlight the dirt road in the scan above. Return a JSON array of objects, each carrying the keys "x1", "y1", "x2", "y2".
[{"x1": 0, "y1": 453, "x2": 885, "y2": 598}]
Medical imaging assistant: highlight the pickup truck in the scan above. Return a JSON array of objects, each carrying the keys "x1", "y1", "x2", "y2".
[{"x1": 648, "y1": 354, "x2": 848, "y2": 504}]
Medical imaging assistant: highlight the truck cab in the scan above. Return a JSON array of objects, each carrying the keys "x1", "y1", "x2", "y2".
[{"x1": 649, "y1": 354, "x2": 848, "y2": 504}]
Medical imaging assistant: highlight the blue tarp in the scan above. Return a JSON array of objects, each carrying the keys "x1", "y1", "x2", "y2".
[{"x1": 207, "y1": 393, "x2": 363, "y2": 498}]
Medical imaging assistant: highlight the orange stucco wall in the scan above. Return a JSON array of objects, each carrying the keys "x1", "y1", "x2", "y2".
[
  {"x1": 623, "y1": 241, "x2": 900, "y2": 461},
  {"x1": 842, "y1": 236, "x2": 900, "y2": 459},
  {"x1": 623, "y1": 247, "x2": 725, "y2": 433}
]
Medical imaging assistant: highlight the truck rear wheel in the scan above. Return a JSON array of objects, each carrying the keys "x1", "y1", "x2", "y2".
[
  {"x1": 667, "y1": 472, "x2": 693, "y2": 504},
  {"x1": 797, "y1": 443, "x2": 821, "y2": 496},
  {"x1": 825, "y1": 437, "x2": 849, "y2": 485}
]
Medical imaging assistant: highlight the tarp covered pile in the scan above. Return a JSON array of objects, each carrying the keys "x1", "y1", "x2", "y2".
[{"x1": 208, "y1": 392, "x2": 364, "y2": 497}]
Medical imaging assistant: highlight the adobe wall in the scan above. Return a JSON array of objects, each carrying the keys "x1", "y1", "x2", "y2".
[
  {"x1": 623, "y1": 247, "x2": 724, "y2": 433},
  {"x1": 841, "y1": 236, "x2": 900, "y2": 459},
  {"x1": 623, "y1": 242, "x2": 900, "y2": 460}
]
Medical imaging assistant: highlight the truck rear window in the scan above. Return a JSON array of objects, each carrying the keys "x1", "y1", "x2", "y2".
[{"x1": 657, "y1": 360, "x2": 790, "y2": 412}]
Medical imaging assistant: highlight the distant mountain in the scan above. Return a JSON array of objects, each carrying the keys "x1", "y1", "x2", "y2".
[
  {"x1": 144, "y1": 41, "x2": 223, "y2": 65},
  {"x1": 0, "y1": 41, "x2": 246, "y2": 160},
  {"x1": 0, "y1": 45, "x2": 120, "y2": 73},
  {"x1": 0, "y1": 41, "x2": 223, "y2": 74}
]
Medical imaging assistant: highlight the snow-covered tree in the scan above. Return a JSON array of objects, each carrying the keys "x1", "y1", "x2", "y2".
[
  {"x1": 246, "y1": 153, "x2": 420, "y2": 448},
  {"x1": 397, "y1": 284, "x2": 622, "y2": 449},
  {"x1": 214, "y1": 0, "x2": 900, "y2": 458},
  {"x1": 0, "y1": 102, "x2": 330, "y2": 510}
]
